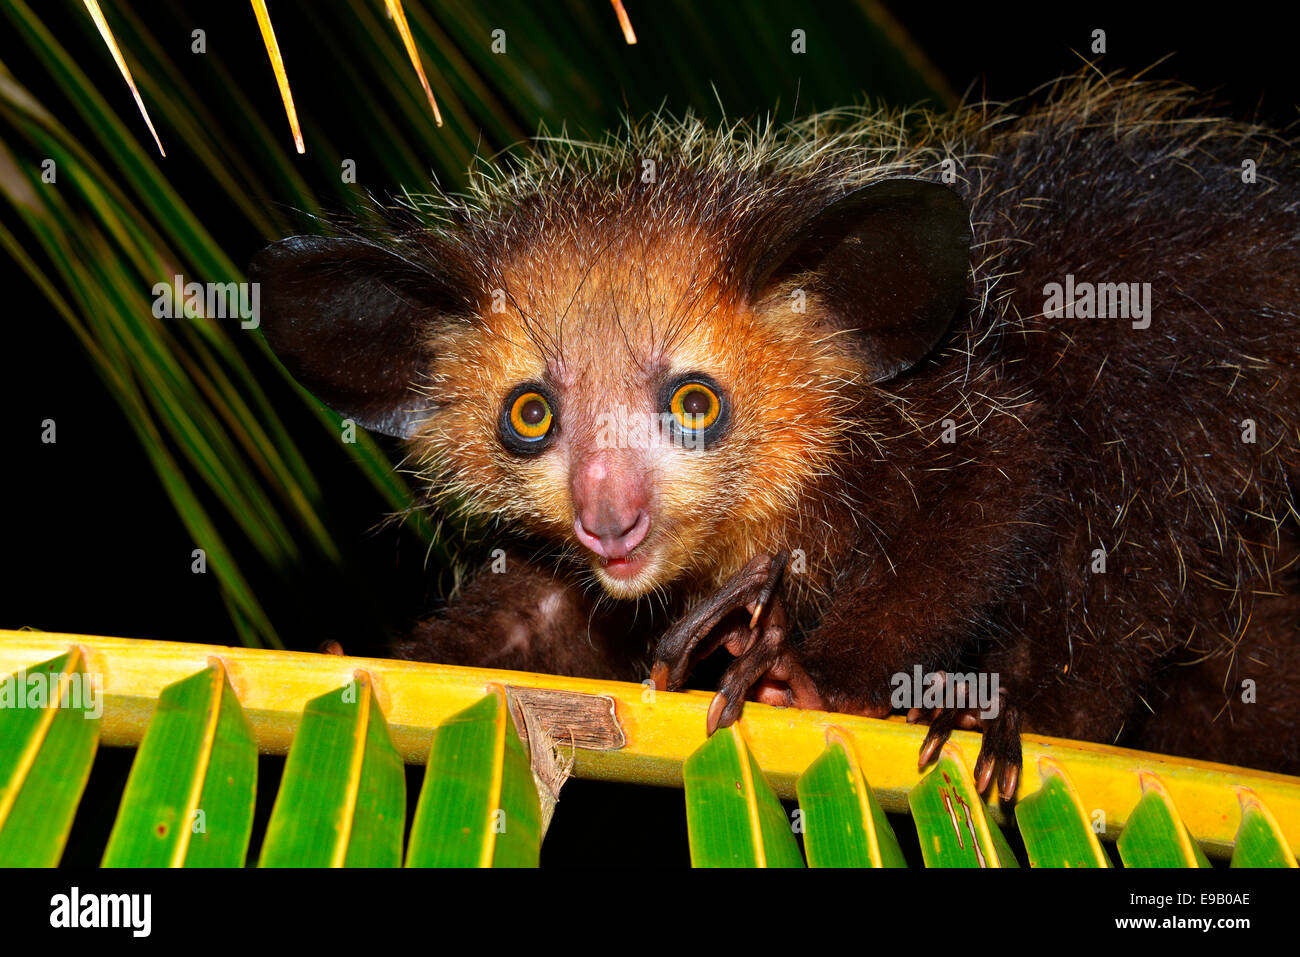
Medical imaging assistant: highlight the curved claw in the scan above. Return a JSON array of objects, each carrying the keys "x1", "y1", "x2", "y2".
[
  {"x1": 916, "y1": 684, "x2": 1023, "y2": 802},
  {"x1": 650, "y1": 661, "x2": 669, "y2": 692},
  {"x1": 918, "y1": 706, "x2": 961, "y2": 769},
  {"x1": 973, "y1": 704, "x2": 1022, "y2": 801},
  {"x1": 706, "y1": 691, "x2": 730, "y2": 736},
  {"x1": 704, "y1": 600, "x2": 792, "y2": 734}
]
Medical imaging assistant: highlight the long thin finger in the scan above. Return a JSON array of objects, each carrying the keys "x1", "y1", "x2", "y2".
[{"x1": 748, "y1": 551, "x2": 789, "y2": 628}]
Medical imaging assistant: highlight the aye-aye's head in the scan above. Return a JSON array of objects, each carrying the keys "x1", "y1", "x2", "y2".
[{"x1": 251, "y1": 157, "x2": 969, "y2": 599}]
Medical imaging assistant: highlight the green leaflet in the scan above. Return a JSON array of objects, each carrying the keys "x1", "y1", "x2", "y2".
[
  {"x1": 260, "y1": 672, "x2": 405, "y2": 867},
  {"x1": 797, "y1": 731, "x2": 906, "y2": 867},
  {"x1": 1117, "y1": 774, "x2": 1211, "y2": 868},
  {"x1": 1014, "y1": 760, "x2": 1109, "y2": 868},
  {"x1": 406, "y1": 689, "x2": 541, "y2": 868},
  {"x1": 683, "y1": 725, "x2": 804, "y2": 868},
  {"x1": 908, "y1": 750, "x2": 1018, "y2": 868},
  {"x1": 1229, "y1": 789, "x2": 1297, "y2": 868},
  {"x1": 0, "y1": 649, "x2": 101, "y2": 866},
  {"x1": 102, "y1": 662, "x2": 257, "y2": 867}
]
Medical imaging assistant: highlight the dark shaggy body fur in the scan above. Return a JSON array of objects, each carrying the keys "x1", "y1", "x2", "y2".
[{"x1": 256, "y1": 73, "x2": 1300, "y2": 778}]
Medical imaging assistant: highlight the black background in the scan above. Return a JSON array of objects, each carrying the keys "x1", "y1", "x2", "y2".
[
  {"x1": 7, "y1": 1, "x2": 1300, "y2": 652},
  {"x1": 2, "y1": 1, "x2": 1297, "y2": 871}
]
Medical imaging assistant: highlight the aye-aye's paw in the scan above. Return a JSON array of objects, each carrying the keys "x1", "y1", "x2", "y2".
[
  {"x1": 650, "y1": 551, "x2": 786, "y2": 691},
  {"x1": 651, "y1": 552, "x2": 827, "y2": 732},
  {"x1": 910, "y1": 676, "x2": 1022, "y2": 801},
  {"x1": 650, "y1": 551, "x2": 900, "y2": 733}
]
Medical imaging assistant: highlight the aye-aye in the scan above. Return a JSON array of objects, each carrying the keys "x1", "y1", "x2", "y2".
[{"x1": 251, "y1": 74, "x2": 1300, "y2": 796}]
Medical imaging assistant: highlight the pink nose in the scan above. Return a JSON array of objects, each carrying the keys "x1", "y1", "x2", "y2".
[{"x1": 574, "y1": 509, "x2": 650, "y2": 560}]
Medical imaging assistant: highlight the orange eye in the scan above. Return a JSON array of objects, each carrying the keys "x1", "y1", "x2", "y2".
[
  {"x1": 670, "y1": 382, "x2": 720, "y2": 431},
  {"x1": 509, "y1": 391, "x2": 553, "y2": 441}
]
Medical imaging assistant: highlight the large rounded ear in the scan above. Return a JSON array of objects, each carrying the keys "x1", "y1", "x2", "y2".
[
  {"x1": 249, "y1": 235, "x2": 458, "y2": 438},
  {"x1": 749, "y1": 178, "x2": 970, "y2": 382}
]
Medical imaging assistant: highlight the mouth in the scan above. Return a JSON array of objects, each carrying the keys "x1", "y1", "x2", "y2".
[
  {"x1": 592, "y1": 542, "x2": 658, "y2": 594},
  {"x1": 600, "y1": 550, "x2": 645, "y2": 579}
]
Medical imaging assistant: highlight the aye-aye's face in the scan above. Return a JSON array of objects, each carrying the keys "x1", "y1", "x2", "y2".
[
  {"x1": 409, "y1": 236, "x2": 850, "y2": 598},
  {"x1": 254, "y1": 180, "x2": 965, "y2": 598}
]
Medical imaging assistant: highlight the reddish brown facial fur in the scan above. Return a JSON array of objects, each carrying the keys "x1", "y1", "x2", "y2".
[{"x1": 409, "y1": 225, "x2": 855, "y2": 600}]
